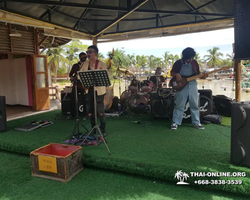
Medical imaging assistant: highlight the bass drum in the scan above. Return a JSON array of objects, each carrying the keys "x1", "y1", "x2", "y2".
[
  {"x1": 128, "y1": 93, "x2": 149, "y2": 115},
  {"x1": 104, "y1": 86, "x2": 114, "y2": 110}
]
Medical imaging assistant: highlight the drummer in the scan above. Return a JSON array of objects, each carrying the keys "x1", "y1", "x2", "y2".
[
  {"x1": 128, "y1": 76, "x2": 140, "y2": 94},
  {"x1": 149, "y1": 67, "x2": 166, "y2": 89}
]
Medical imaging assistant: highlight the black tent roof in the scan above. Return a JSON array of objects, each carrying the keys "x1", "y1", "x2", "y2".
[{"x1": 0, "y1": 0, "x2": 234, "y2": 42}]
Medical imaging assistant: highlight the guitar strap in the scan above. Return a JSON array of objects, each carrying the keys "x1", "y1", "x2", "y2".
[
  {"x1": 190, "y1": 60, "x2": 198, "y2": 75},
  {"x1": 95, "y1": 60, "x2": 99, "y2": 69}
]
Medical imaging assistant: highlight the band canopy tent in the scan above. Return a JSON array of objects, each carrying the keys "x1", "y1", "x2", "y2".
[
  {"x1": 1, "y1": 0, "x2": 242, "y2": 102},
  {"x1": 0, "y1": 0, "x2": 234, "y2": 43}
]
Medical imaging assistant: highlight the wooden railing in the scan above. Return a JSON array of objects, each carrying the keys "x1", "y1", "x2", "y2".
[{"x1": 49, "y1": 86, "x2": 61, "y2": 102}]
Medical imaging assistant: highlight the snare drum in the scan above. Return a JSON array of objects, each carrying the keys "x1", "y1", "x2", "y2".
[
  {"x1": 140, "y1": 80, "x2": 153, "y2": 93},
  {"x1": 128, "y1": 79, "x2": 140, "y2": 94}
]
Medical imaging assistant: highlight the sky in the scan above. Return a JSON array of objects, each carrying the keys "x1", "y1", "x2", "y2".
[{"x1": 81, "y1": 28, "x2": 234, "y2": 59}]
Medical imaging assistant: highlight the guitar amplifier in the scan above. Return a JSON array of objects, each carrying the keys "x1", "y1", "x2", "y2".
[
  {"x1": 199, "y1": 89, "x2": 213, "y2": 117},
  {"x1": 183, "y1": 89, "x2": 213, "y2": 122},
  {"x1": 150, "y1": 94, "x2": 175, "y2": 119},
  {"x1": 149, "y1": 88, "x2": 173, "y2": 99}
]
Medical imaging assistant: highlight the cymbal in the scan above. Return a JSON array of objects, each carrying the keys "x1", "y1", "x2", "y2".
[{"x1": 118, "y1": 68, "x2": 135, "y2": 76}]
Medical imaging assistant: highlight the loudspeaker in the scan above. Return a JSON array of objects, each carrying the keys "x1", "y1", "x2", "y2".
[
  {"x1": 234, "y1": 0, "x2": 250, "y2": 60},
  {"x1": 61, "y1": 92, "x2": 85, "y2": 116},
  {"x1": 231, "y1": 101, "x2": 250, "y2": 167},
  {"x1": 182, "y1": 95, "x2": 200, "y2": 121},
  {"x1": 150, "y1": 95, "x2": 175, "y2": 118},
  {"x1": 61, "y1": 93, "x2": 72, "y2": 115},
  {"x1": 0, "y1": 96, "x2": 7, "y2": 132},
  {"x1": 183, "y1": 89, "x2": 213, "y2": 121},
  {"x1": 213, "y1": 95, "x2": 232, "y2": 117},
  {"x1": 198, "y1": 89, "x2": 213, "y2": 117}
]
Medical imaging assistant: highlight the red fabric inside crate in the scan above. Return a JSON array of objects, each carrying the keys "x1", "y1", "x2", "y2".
[{"x1": 34, "y1": 143, "x2": 81, "y2": 157}]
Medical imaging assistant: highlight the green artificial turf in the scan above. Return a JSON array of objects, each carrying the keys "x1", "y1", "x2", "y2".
[
  {"x1": 1, "y1": 110, "x2": 250, "y2": 196},
  {"x1": 0, "y1": 150, "x2": 249, "y2": 200},
  {"x1": 221, "y1": 116, "x2": 231, "y2": 127}
]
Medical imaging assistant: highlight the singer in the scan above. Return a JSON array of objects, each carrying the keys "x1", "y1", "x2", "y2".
[
  {"x1": 80, "y1": 45, "x2": 107, "y2": 136},
  {"x1": 69, "y1": 52, "x2": 87, "y2": 119}
]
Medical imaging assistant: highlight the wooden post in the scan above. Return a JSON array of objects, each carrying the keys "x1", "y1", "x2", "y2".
[
  {"x1": 92, "y1": 37, "x2": 97, "y2": 46},
  {"x1": 235, "y1": 59, "x2": 242, "y2": 102}
]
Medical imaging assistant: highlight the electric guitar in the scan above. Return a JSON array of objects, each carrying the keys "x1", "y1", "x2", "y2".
[{"x1": 169, "y1": 66, "x2": 231, "y2": 91}]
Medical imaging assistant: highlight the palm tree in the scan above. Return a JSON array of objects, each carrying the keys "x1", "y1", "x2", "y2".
[
  {"x1": 107, "y1": 48, "x2": 130, "y2": 78},
  {"x1": 203, "y1": 47, "x2": 223, "y2": 68},
  {"x1": 169, "y1": 54, "x2": 180, "y2": 67},
  {"x1": 174, "y1": 170, "x2": 183, "y2": 181},
  {"x1": 98, "y1": 53, "x2": 105, "y2": 61},
  {"x1": 182, "y1": 172, "x2": 189, "y2": 182},
  {"x1": 112, "y1": 48, "x2": 130, "y2": 69},
  {"x1": 134, "y1": 55, "x2": 142, "y2": 74},
  {"x1": 139, "y1": 55, "x2": 148, "y2": 73},
  {"x1": 220, "y1": 58, "x2": 232, "y2": 68},
  {"x1": 174, "y1": 170, "x2": 189, "y2": 184},
  {"x1": 154, "y1": 57, "x2": 163, "y2": 68},
  {"x1": 63, "y1": 40, "x2": 88, "y2": 80},
  {"x1": 162, "y1": 51, "x2": 171, "y2": 68},
  {"x1": 194, "y1": 53, "x2": 202, "y2": 65},
  {"x1": 46, "y1": 47, "x2": 70, "y2": 82},
  {"x1": 127, "y1": 54, "x2": 136, "y2": 69},
  {"x1": 147, "y1": 55, "x2": 156, "y2": 72},
  {"x1": 174, "y1": 54, "x2": 180, "y2": 62}
]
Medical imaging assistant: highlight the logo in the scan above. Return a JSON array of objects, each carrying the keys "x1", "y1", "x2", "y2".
[
  {"x1": 174, "y1": 170, "x2": 190, "y2": 185},
  {"x1": 183, "y1": 101, "x2": 208, "y2": 119},
  {"x1": 79, "y1": 105, "x2": 84, "y2": 112},
  {"x1": 199, "y1": 101, "x2": 208, "y2": 113}
]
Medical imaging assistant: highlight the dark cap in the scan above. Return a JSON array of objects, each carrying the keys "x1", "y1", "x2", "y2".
[{"x1": 182, "y1": 47, "x2": 196, "y2": 59}]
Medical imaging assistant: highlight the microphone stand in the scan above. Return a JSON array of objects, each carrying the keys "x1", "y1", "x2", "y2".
[
  {"x1": 63, "y1": 61, "x2": 85, "y2": 101},
  {"x1": 118, "y1": 57, "x2": 122, "y2": 97}
]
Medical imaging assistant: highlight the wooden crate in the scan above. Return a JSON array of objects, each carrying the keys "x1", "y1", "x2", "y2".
[{"x1": 30, "y1": 143, "x2": 83, "y2": 182}]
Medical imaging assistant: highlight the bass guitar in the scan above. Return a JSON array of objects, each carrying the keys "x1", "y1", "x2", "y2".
[{"x1": 169, "y1": 66, "x2": 231, "y2": 91}]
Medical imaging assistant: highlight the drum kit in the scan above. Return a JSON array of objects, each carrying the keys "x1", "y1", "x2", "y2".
[
  {"x1": 104, "y1": 67, "x2": 173, "y2": 116},
  {"x1": 104, "y1": 67, "x2": 135, "y2": 111},
  {"x1": 120, "y1": 74, "x2": 169, "y2": 115}
]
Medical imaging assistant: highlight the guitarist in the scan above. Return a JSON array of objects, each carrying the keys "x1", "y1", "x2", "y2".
[
  {"x1": 69, "y1": 52, "x2": 87, "y2": 120},
  {"x1": 170, "y1": 47, "x2": 208, "y2": 130}
]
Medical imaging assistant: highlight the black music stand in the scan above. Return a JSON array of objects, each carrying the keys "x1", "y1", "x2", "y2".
[{"x1": 78, "y1": 69, "x2": 111, "y2": 155}]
